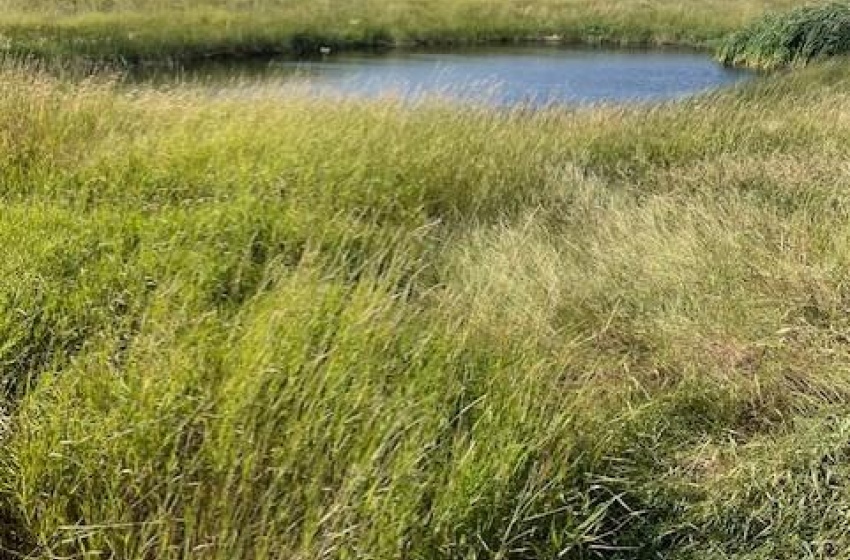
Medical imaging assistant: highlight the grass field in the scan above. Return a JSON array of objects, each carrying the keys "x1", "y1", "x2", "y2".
[
  {"x1": 0, "y1": 0, "x2": 798, "y2": 62},
  {"x1": 1, "y1": 50, "x2": 850, "y2": 557},
  {"x1": 3, "y1": 0, "x2": 850, "y2": 558}
]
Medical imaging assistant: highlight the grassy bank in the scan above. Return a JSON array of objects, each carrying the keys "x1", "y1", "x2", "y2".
[
  {"x1": 0, "y1": 0, "x2": 797, "y2": 63},
  {"x1": 1, "y1": 58, "x2": 850, "y2": 558}
]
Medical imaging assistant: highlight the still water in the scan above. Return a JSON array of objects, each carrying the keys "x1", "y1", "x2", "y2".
[{"x1": 142, "y1": 47, "x2": 752, "y2": 106}]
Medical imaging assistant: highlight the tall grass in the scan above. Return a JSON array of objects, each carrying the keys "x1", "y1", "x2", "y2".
[
  {"x1": 0, "y1": 0, "x2": 797, "y2": 63},
  {"x1": 1, "y1": 58, "x2": 850, "y2": 558},
  {"x1": 719, "y1": 1, "x2": 850, "y2": 69}
]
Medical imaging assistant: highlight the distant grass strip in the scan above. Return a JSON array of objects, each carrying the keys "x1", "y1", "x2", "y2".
[
  {"x1": 0, "y1": 0, "x2": 796, "y2": 64},
  {"x1": 718, "y1": 1, "x2": 850, "y2": 69}
]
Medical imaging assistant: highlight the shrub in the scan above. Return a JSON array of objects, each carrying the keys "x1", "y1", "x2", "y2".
[{"x1": 718, "y1": 2, "x2": 850, "y2": 70}]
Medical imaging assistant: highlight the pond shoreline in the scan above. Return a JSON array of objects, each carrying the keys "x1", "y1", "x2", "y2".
[
  {"x1": 0, "y1": 0, "x2": 787, "y2": 68},
  {"x1": 3, "y1": 34, "x2": 723, "y2": 68}
]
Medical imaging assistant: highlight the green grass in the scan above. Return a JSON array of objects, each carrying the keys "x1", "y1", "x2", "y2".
[
  {"x1": 1, "y1": 54, "x2": 850, "y2": 558},
  {"x1": 0, "y1": 0, "x2": 797, "y2": 63},
  {"x1": 719, "y1": 1, "x2": 850, "y2": 69}
]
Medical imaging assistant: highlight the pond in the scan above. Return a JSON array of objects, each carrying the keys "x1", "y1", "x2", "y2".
[{"x1": 141, "y1": 47, "x2": 753, "y2": 106}]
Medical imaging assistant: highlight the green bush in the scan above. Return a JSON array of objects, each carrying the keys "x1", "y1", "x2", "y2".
[{"x1": 718, "y1": 2, "x2": 850, "y2": 69}]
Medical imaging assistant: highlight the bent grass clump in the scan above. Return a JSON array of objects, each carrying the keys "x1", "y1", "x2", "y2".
[{"x1": 718, "y1": 1, "x2": 850, "y2": 70}]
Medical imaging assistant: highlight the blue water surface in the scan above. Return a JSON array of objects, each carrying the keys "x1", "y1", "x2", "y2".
[{"x1": 145, "y1": 47, "x2": 753, "y2": 106}]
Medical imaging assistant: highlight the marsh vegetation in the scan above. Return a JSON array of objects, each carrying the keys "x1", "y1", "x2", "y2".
[{"x1": 2, "y1": 1, "x2": 850, "y2": 559}]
